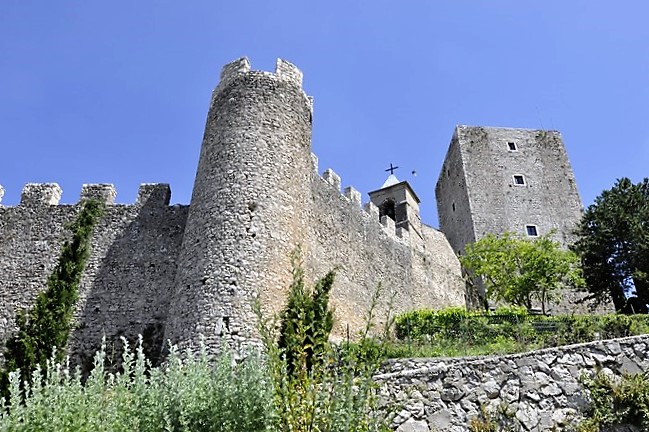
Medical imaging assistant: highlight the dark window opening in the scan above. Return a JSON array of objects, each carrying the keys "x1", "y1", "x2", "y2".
[
  {"x1": 513, "y1": 175, "x2": 525, "y2": 185},
  {"x1": 452, "y1": 202, "x2": 456, "y2": 212},
  {"x1": 446, "y1": 168, "x2": 450, "y2": 178},
  {"x1": 526, "y1": 225, "x2": 538, "y2": 237},
  {"x1": 508, "y1": 142, "x2": 517, "y2": 151},
  {"x1": 379, "y1": 199, "x2": 396, "y2": 221}
]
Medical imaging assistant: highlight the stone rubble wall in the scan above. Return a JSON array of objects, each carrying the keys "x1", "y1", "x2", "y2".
[
  {"x1": 376, "y1": 335, "x2": 649, "y2": 432},
  {"x1": 0, "y1": 183, "x2": 188, "y2": 365},
  {"x1": 304, "y1": 163, "x2": 466, "y2": 338},
  {"x1": 0, "y1": 58, "x2": 469, "y2": 361}
]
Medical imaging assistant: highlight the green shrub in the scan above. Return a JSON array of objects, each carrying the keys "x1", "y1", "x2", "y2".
[
  {"x1": 277, "y1": 248, "x2": 335, "y2": 377},
  {"x1": 257, "y1": 251, "x2": 389, "y2": 432},
  {"x1": 391, "y1": 307, "x2": 649, "y2": 359},
  {"x1": 579, "y1": 370, "x2": 649, "y2": 430},
  {"x1": 0, "y1": 337, "x2": 274, "y2": 432}
]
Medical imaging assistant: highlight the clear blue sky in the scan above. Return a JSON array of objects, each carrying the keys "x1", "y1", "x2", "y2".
[{"x1": 1, "y1": 1, "x2": 647, "y2": 227}]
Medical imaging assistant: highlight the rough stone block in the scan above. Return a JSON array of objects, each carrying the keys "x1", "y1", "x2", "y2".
[
  {"x1": 396, "y1": 226, "x2": 410, "y2": 241},
  {"x1": 137, "y1": 183, "x2": 171, "y2": 207},
  {"x1": 364, "y1": 201, "x2": 379, "y2": 219},
  {"x1": 80, "y1": 184, "x2": 117, "y2": 204},
  {"x1": 381, "y1": 215, "x2": 396, "y2": 233},
  {"x1": 219, "y1": 57, "x2": 251, "y2": 84},
  {"x1": 275, "y1": 58, "x2": 303, "y2": 87},
  {"x1": 396, "y1": 419, "x2": 429, "y2": 432},
  {"x1": 322, "y1": 168, "x2": 341, "y2": 192},
  {"x1": 20, "y1": 183, "x2": 62, "y2": 206},
  {"x1": 343, "y1": 186, "x2": 361, "y2": 206},
  {"x1": 310, "y1": 152, "x2": 319, "y2": 173}
]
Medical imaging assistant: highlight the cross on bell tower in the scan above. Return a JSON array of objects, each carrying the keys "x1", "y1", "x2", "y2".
[{"x1": 385, "y1": 163, "x2": 399, "y2": 175}]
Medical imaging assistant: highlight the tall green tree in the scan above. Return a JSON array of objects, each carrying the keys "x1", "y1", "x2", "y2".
[
  {"x1": 460, "y1": 232, "x2": 585, "y2": 313},
  {"x1": 572, "y1": 177, "x2": 649, "y2": 312}
]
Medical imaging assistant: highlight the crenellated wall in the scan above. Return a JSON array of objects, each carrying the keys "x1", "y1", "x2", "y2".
[
  {"x1": 304, "y1": 162, "x2": 465, "y2": 338},
  {"x1": 0, "y1": 183, "x2": 188, "y2": 365},
  {"x1": 0, "y1": 58, "x2": 468, "y2": 362}
]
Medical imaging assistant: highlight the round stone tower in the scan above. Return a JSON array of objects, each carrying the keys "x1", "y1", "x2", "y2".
[{"x1": 164, "y1": 58, "x2": 314, "y2": 352}]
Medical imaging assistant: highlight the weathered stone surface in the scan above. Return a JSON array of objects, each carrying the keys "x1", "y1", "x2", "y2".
[
  {"x1": 378, "y1": 335, "x2": 649, "y2": 431},
  {"x1": 0, "y1": 58, "x2": 466, "y2": 361},
  {"x1": 396, "y1": 419, "x2": 429, "y2": 432}
]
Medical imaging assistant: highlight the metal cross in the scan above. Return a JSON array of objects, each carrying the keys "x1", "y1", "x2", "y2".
[{"x1": 385, "y1": 163, "x2": 399, "y2": 175}]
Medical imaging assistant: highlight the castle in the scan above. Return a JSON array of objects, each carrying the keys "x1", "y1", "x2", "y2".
[{"x1": 0, "y1": 58, "x2": 585, "y2": 361}]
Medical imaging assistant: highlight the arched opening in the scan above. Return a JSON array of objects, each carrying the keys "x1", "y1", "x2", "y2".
[{"x1": 379, "y1": 198, "x2": 396, "y2": 222}]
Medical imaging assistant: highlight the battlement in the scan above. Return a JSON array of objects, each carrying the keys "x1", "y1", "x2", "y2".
[
  {"x1": 317, "y1": 166, "x2": 412, "y2": 242},
  {"x1": 136, "y1": 183, "x2": 171, "y2": 207},
  {"x1": 81, "y1": 184, "x2": 117, "y2": 204},
  {"x1": 215, "y1": 57, "x2": 312, "y2": 111},
  {"x1": 218, "y1": 57, "x2": 305, "y2": 89},
  {"x1": 20, "y1": 183, "x2": 62, "y2": 206},
  {"x1": 1, "y1": 183, "x2": 174, "y2": 208}
]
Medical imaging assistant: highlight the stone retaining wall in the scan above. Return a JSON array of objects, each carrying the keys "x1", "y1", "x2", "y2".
[{"x1": 376, "y1": 335, "x2": 649, "y2": 431}]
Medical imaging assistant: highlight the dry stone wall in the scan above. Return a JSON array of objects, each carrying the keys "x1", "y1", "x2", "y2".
[{"x1": 376, "y1": 335, "x2": 649, "y2": 432}]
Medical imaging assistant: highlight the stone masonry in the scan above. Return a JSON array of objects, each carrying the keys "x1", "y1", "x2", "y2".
[
  {"x1": 436, "y1": 126, "x2": 583, "y2": 253},
  {"x1": 0, "y1": 58, "x2": 465, "y2": 361},
  {"x1": 377, "y1": 334, "x2": 649, "y2": 431}
]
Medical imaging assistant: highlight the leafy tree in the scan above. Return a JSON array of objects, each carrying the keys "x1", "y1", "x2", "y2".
[
  {"x1": 572, "y1": 177, "x2": 649, "y2": 312},
  {"x1": 460, "y1": 232, "x2": 585, "y2": 313},
  {"x1": 1, "y1": 199, "x2": 105, "y2": 398}
]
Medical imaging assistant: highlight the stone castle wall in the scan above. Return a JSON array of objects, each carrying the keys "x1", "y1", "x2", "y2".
[
  {"x1": 0, "y1": 183, "x2": 187, "y2": 365},
  {"x1": 0, "y1": 58, "x2": 466, "y2": 359},
  {"x1": 304, "y1": 163, "x2": 465, "y2": 338},
  {"x1": 377, "y1": 334, "x2": 649, "y2": 432}
]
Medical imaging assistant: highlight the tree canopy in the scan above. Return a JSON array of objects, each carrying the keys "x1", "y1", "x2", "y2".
[
  {"x1": 572, "y1": 177, "x2": 649, "y2": 313},
  {"x1": 460, "y1": 232, "x2": 585, "y2": 313}
]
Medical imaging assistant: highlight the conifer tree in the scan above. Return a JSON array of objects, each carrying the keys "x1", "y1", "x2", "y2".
[
  {"x1": 1, "y1": 199, "x2": 104, "y2": 399},
  {"x1": 277, "y1": 249, "x2": 335, "y2": 377}
]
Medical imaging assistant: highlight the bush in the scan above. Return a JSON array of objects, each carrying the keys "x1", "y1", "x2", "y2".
[
  {"x1": 391, "y1": 307, "x2": 649, "y2": 359},
  {"x1": 579, "y1": 370, "x2": 649, "y2": 430},
  {"x1": 0, "y1": 337, "x2": 274, "y2": 432},
  {"x1": 258, "y1": 253, "x2": 389, "y2": 432},
  {"x1": 277, "y1": 249, "x2": 335, "y2": 377}
]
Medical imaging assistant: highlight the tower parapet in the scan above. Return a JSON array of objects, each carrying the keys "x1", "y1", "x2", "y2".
[{"x1": 136, "y1": 183, "x2": 171, "y2": 207}]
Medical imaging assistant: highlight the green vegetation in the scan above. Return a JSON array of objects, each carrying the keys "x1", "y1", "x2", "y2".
[
  {"x1": 578, "y1": 370, "x2": 649, "y2": 431},
  {"x1": 277, "y1": 249, "x2": 335, "y2": 376},
  {"x1": 572, "y1": 177, "x2": 649, "y2": 313},
  {"x1": 0, "y1": 251, "x2": 389, "y2": 431},
  {"x1": 259, "y1": 251, "x2": 388, "y2": 432},
  {"x1": 0, "y1": 338, "x2": 273, "y2": 431},
  {"x1": 389, "y1": 306, "x2": 649, "y2": 358},
  {"x1": 460, "y1": 232, "x2": 585, "y2": 313},
  {"x1": 0, "y1": 199, "x2": 105, "y2": 399}
]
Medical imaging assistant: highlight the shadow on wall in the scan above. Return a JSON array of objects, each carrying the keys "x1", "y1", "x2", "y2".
[{"x1": 69, "y1": 186, "x2": 188, "y2": 374}]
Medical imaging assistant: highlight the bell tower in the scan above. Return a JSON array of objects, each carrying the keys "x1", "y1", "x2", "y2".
[{"x1": 368, "y1": 165, "x2": 423, "y2": 239}]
